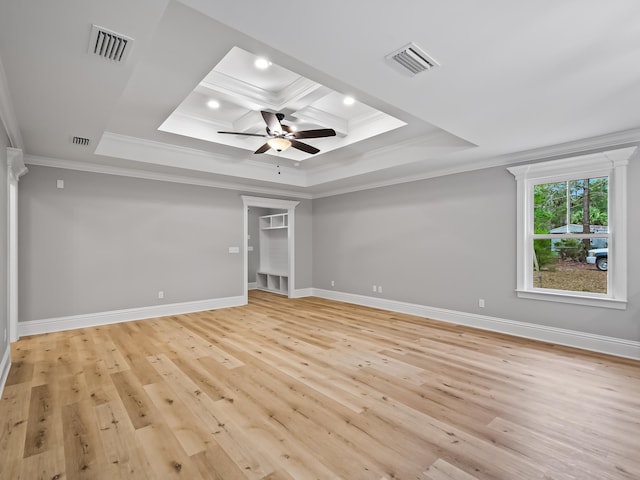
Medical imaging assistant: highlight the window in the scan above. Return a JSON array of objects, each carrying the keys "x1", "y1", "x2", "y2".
[{"x1": 508, "y1": 147, "x2": 635, "y2": 309}]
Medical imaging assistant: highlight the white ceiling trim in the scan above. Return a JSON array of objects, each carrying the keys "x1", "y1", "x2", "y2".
[
  {"x1": 0, "y1": 56, "x2": 23, "y2": 149},
  {"x1": 313, "y1": 129, "x2": 640, "y2": 199},
  {"x1": 292, "y1": 106, "x2": 349, "y2": 135},
  {"x1": 24, "y1": 154, "x2": 313, "y2": 199},
  {"x1": 95, "y1": 131, "x2": 309, "y2": 186},
  {"x1": 494, "y1": 127, "x2": 640, "y2": 166},
  {"x1": 201, "y1": 71, "x2": 321, "y2": 112},
  {"x1": 23, "y1": 127, "x2": 640, "y2": 202}
]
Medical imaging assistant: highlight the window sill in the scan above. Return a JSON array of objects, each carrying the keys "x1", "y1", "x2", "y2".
[{"x1": 516, "y1": 289, "x2": 627, "y2": 310}]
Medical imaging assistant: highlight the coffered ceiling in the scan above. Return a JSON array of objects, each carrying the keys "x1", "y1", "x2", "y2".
[{"x1": 1, "y1": 0, "x2": 639, "y2": 198}]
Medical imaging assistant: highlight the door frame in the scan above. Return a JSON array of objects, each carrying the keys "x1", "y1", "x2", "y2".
[{"x1": 241, "y1": 196, "x2": 299, "y2": 303}]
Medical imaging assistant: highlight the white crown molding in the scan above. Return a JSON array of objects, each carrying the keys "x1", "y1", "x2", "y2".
[
  {"x1": 312, "y1": 129, "x2": 640, "y2": 199},
  {"x1": 17, "y1": 295, "x2": 246, "y2": 337},
  {"x1": 94, "y1": 132, "x2": 310, "y2": 187},
  {"x1": 24, "y1": 154, "x2": 313, "y2": 199},
  {"x1": 0, "y1": 57, "x2": 23, "y2": 149},
  {"x1": 311, "y1": 289, "x2": 640, "y2": 360},
  {"x1": 0, "y1": 347, "x2": 10, "y2": 397},
  {"x1": 26, "y1": 127, "x2": 640, "y2": 201},
  {"x1": 7, "y1": 147, "x2": 28, "y2": 181},
  {"x1": 499, "y1": 127, "x2": 640, "y2": 166}
]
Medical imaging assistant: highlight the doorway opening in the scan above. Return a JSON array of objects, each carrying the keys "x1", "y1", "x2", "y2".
[{"x1": 241, "y1": 196, "x2": 299, "y2": 304}]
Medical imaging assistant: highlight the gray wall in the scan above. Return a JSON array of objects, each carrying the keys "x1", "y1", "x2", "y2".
[
  {"x1": 312, "y1": 162, "x2": 640, "y2": 343},
  {"x1": 294, "y1": 199, "x2": 313, "y2": 289},
  {"x1": 19, "y1": 166, "x2": 248, "y2": 321},
  {"x1": 16, "y1": 156, "x2": 637, "y2": 343},
  {"x1": 0, "y1": 127, "x2": 9, "y2": 358},
  {"x1": 18, "y1": 166, "x2": 313, "y2": 322}
]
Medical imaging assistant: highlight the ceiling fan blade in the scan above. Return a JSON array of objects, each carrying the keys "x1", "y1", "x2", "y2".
[
  {"x1": 293, "y1": 128, "x2": 336, "y2": 139},
  {"x1": 290, "y1": 139, "x2": 320, "y2": 155},
  {"x1": 254, "y1": 143, "x2": 271, "y2": 154},
  {"x1": 261, "y1": 111, "x2": 284, "y2": 134},
  {"x1": 218, "y1": 131, "x2": 267, "y2": 138}
]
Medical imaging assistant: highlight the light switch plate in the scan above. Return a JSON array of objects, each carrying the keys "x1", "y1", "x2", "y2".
[{"x1": 229, "y1": 246, "x2": 240, "y2": 254}]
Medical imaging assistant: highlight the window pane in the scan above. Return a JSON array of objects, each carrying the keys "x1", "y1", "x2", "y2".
[
  {"x1": 532, "y1": 238, "x2": 608, "y2": 294},
  {"x1": 533, "y1": 177, "x2": 608, "y2": 234}
]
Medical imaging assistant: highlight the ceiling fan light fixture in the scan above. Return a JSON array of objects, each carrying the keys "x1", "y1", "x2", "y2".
[{"x1": 267, "y1": 137, "x2": 291, "y2": 152}]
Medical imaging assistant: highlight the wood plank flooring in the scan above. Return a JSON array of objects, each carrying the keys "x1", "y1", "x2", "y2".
[{"x1": 1, "y1": 290, "x2": 639, "y2": 479}]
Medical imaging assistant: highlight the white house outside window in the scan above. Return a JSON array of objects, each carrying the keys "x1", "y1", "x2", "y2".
[{"x1": 508, "y1": 147, "x2": 635, "y2": 309}]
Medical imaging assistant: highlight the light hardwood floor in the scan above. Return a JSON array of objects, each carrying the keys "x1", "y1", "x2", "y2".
[{"x1": 1, "y1": 290, "x2": 639, "y2": 479}]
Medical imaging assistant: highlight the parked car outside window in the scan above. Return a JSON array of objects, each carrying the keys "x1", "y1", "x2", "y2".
[{"x1": 586, "y1": 248, "x2": 608, "y2": 271}]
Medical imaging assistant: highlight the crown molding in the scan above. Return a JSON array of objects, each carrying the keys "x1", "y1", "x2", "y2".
[
  {"x1": 95, "y1": 132, "x2": 309, "y2": 186},
  {"x1": 24, "y1": 154, "x2": 313, "y2": 199},
  {"x1": 201, "y1": 70, "x2": 321, "y2": 112},
  {"x1": 499, "y1": 128, "x2": 640, "y2": 166},
  {"x1": 23, "y1": 126, "x2": 640, "y2": 201},
  {"x1": 0, "y1": 57, "x2": 23, "y2": 149},
  {"x1": 311, "y1": 130, "x2": 640, "y2": 199},
  {"x1": 7, "y1": 147, "x2": 28, "y2": 181}
]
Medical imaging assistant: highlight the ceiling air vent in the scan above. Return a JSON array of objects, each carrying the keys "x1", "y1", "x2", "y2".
[
  {"x1": 88, "y1": 25, "x2": 133, "y2": 62},
  {"x1": 72, "y1": 136, "x2": 90, "y2": 146},
  {"x1": 386, "y1": 43, "x2": 439, "y2": 76}
]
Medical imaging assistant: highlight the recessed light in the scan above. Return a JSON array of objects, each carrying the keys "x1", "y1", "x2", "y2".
[
  {"x1": 254, "y1": 57, "x2": 271, "y2": 69},
  {"x1": 343, "y1": 96, "x2": 355, "y2": 106},
  {"x1": 207, "y1": 99, "x2": 220, "y2": 109}
]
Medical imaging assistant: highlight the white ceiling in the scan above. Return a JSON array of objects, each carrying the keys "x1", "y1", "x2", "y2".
[
  {"x1": 158, "y1": 46, "x2": 408, "y2": 161},
  {"x1": 1, "y1": 0, "x2": 639, "y2": 198}
]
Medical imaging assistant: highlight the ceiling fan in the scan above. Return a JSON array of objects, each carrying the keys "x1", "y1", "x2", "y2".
[{"x1": 218, "y1": 111, "x2": 336, "y2": 155}]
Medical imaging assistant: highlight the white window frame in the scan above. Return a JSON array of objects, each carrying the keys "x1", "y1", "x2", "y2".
[{"x1": 508, "y1": 147, "x2": 636, "y2": 310}]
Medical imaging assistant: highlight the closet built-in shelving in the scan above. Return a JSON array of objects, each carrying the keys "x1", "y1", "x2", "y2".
[{"x1": 256, "y1": 213, "x2": 289, "y2": 295}]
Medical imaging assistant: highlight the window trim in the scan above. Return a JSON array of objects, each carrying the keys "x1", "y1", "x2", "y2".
[{"x1": 508, "y1": 147, "x2": 635, "y2": 310}]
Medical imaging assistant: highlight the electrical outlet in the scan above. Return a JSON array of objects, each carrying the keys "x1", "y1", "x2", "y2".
[
  {"x1": 377, "y1": 285, "x2": 382, "y2": 293},
  {"x1": 479, "y1": 298, "x2": 485, "y2": 308},
  {"x1": 331, "y1": 280, "x2": 335, "y2": 287},
  {"x1": 372, "y1": 285, "x2": 377, "y2": 292},
  {"x1": 56, "y1": 179, "x2": 64, "y2": 189},
  {"x1": 158, "y1": 291, "x2": 164, "y2": 299}
]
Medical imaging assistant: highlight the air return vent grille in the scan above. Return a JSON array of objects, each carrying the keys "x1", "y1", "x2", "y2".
[
  {"x1": 88, "y1": 25, "x2": 133, "y2": 62},
  {"x1": 72, "y1": 136, "x2": 90, "y2": 146},
  {"x1": 386, "y1": 43, "x2": 439, "y2": 76}
]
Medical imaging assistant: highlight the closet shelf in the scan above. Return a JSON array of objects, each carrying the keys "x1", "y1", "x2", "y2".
[{"x1": 256, "y1": 212, "x2": 289, "y2": 295}]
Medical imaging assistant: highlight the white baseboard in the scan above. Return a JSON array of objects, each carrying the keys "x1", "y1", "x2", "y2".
[
  {"x1": 312, "y1": 289, "x2": 640, "y2": 360},
  {"x1": 0, "y1": 346, "x2": 11, "y2": 397},
  {"x1": 248, "y1": 282, "x2": 257, "y2": 290},
  {"x1": 17, "y1": 295, "x2": 245, "y2": 337},
  {"x1": 291, "y1": 288, "x2": 313, "y2": 298}
]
